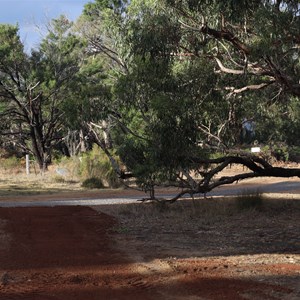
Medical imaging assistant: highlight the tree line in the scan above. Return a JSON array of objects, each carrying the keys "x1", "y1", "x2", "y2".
[{"x1": 0, "y1": 0, "x2": 300, "y2": 200}]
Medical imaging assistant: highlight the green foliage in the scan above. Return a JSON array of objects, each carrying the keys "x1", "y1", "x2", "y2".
[
  {"x1": 79, "y1": 146, "x2": 121, "y2": 188},
  {"x1": 109, "y1": 4, "x2": 225, "y2": 187},
  {"x1": 0, "y1": 16, "x2": 85, "y2": 170},
  {"x1": 1, "y1": 156, "x2": 20, "y2": 170},
  {"x1": 83, "y1": 0, "x2": 128, "y2": 18},
  {"x1": 261, "y1": 143, "x2": 300, "y2": 163},
  {"x1": 0, "y1": 24, "x2": 25, "y2": 66},
  {"x1": 61, "y1": 56, "x2": 110, "y2": 130},
  {"x1": 271, "y1": 143, "x2": 290, "y2": 162},
  {"x1": 289, "y1": 146, "x2": 300, "y2": 162},
  {"x1": 82, "y1": 177, "x2": 105, "y2": 189}
]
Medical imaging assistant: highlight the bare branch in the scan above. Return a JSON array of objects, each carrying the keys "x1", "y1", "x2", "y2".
[
  {"x1": 226, "y1": 82, "x2": 275, "y2": 98},
  {"x1": 214, "y1": 58, "x2": 245, "y2": 75},
  {"x1": 197, "y1": 124, "x2": 224, "y2": 146}
]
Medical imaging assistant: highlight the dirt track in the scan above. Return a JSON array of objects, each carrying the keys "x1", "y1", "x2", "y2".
[{"x1": 0, "y1": 201, "x2": 299, "y2": 300}]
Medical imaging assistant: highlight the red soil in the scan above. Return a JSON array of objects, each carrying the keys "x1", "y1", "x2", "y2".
[{"x1": 0, "y1": 206, "x2": 299, "y2": 300}]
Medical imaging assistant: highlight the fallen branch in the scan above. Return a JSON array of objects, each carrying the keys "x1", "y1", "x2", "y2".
[{"x1": 141, "y1": 155, "x2": 300, "y2": 203}]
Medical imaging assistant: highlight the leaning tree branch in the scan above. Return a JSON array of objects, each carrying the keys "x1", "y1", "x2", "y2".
[
  {"x1": 264, "y1": 55, "x2": 300, "y2": 97},
  {"x1": 214, "y1": 58, "x2": 274, "y2": 77},
  {"x1": 225, "y1": 82, "x2": 275, "y2": 98},
  {"x1": 202, "y1": 25, "x2": 251, "y2": 55},
  {"x1": 153, "y1": 155, "x2": 300, "y2": 203}
]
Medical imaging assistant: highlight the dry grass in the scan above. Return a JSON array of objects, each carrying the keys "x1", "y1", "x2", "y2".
[
  {"x1": 96, "y1": 194, "x2": 300, "y2": 241},
  {"x1": 0, "y1": 163, "x2": 84, "y2": 196},
  {"x1": 97, "y1": 198, "x2": 245, "y2": 234}
]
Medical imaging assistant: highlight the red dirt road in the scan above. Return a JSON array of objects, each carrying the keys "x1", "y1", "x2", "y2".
[
  {"x1": 0, "y1": 206, "x2": 151, "y2": 300},
  {"x1": 0, "y1": 206, "x2": 299, "y2": 300},
  {"x1": 0, "y1": 206, "x2": 168, "y2": 300}
]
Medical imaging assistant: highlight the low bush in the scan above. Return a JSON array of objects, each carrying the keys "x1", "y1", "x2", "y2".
[
  {"x1": 79, "y1": 146, "x2": 122, "y2": 188},
  {"x1": 289, "y1": 146, "x2": 300, "y2": 163},
  {"x1": 1, "y1": 156, "x2": 21, "y2": 170},
  {"x1": 82, "y1": 177, "x2": 104, "y2": 189}
]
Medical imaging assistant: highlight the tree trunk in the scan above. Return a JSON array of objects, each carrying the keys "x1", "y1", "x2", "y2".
[{"x1": 30, "y1": 126, "x2": 50, "y2": 172}]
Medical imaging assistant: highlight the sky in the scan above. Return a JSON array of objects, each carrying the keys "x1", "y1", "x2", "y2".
[{"x1": 0, "y1": 0, "x2": 91, "y2": 51}]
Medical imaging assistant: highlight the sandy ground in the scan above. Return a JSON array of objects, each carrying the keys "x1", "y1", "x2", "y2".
[{"x1": 0, "y1": 165, "x2": 299, "y2": 299}]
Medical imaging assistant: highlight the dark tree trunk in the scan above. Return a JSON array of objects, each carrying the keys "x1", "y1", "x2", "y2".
[{"x1": 30, "y1": 126, "x2": 50, "y2": 172}]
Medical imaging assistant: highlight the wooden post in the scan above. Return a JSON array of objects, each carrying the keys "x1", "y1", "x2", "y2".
[{"x1": 26, "y1": 154, "x2": 30, "y2": 175}]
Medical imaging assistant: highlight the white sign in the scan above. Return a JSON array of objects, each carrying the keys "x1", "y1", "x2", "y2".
[{"x1": 251, "y1": 147, "x2": 261, "y2": 153}]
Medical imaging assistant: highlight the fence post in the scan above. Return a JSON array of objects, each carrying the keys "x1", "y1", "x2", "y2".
[{"x1": 26, "y1": 154, "x2": 30, "y2": 175}]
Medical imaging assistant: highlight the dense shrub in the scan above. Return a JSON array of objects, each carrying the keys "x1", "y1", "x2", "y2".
[
  {"x1": 82, "y1": 177, "x2": 104, "y2": 189},
  {"x1": 79, "y1": 146, "x2": 121, "y2": 188}
]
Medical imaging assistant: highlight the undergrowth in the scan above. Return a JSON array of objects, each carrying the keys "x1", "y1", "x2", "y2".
[
  {"x1": 235, "y1": 189, "x2": 264, "y2": 211},
  {"x1": 82, "y1": 177, "x2": 105, "y2": 189}
]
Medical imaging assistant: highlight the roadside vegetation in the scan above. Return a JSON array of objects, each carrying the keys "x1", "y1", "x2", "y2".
[{"x1": 0, "y1": 146, "x2": 123, "y2": 196}]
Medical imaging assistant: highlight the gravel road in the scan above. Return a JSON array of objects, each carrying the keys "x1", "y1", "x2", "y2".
[{"x1": 0, "y1": 180, "x2": 299, "y2": 207}]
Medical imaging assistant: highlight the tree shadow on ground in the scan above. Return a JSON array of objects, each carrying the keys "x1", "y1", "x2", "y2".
[{"x1": 96, "y1": 197, "x2": 300, "y2": 259}]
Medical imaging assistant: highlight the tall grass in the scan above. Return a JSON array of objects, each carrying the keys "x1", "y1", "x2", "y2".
[{"x1": 235, "y1": 189, "x2": 264, "y2": 211}]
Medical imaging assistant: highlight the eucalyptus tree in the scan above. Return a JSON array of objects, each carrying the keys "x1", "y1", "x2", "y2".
[
  {"x1": 77, "y1": 0, "x2": 231, "y2": 192},
  {"x1": 76, "y1": 0, "x2": 300, "y2": 200},
  {"x1": 143, "y1": 0, "x2": 300, "y2": 200},
  {"x1": 164, "y1": 0, "x2": 300, "y2": 141},
  {"x1": 0, "y1": 17, "x2": 84, "y2": 170}
]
